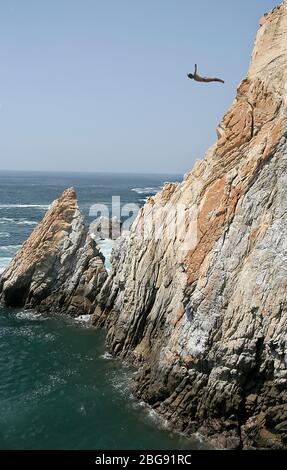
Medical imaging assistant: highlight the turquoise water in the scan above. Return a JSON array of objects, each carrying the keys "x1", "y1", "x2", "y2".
[{"x1": 0, "y1": 171, "x2": 205, "y2": 450}]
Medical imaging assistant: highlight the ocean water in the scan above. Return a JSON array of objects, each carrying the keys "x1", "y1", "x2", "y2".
[{"x1": 0, "y1": 171, "x2": 206, "y2": 450}]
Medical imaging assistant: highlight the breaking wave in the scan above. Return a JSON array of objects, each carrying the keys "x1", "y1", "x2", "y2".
[
  {"x1": 0, "y1": 257, "x2": 11, "y2": 273},
  {"x1": 0, "y1": 245, "x2": 21, "y2": 257},
  {"x1": 131, "y1": 187, "x2": 162, "y2": 195},
  {"x1": 0, "y1": 217, "x2": 37, "y2": 226},
  {"x1": 97, "y1": 239, "x2": 113, "y2": 272},
  {"x1": 15, "y1": 310, "x2": 48, "y2": 321},
  {"x1": 0, "y1": 232, "x2": 10, "y2": 238},
  {"x1": 100, "y1": 351, "x2": 113, "y2": 360},
  {"x1": 74, "y1": 314, "x2": 92, "y2": 324},
  {"x1": 0, "y1": 204, "x2": 49, "y2": 209}
]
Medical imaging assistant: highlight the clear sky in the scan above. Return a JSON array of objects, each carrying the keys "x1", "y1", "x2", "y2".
[{"x1": 0, "y1": 0, "x2": 279, "y2": 174}]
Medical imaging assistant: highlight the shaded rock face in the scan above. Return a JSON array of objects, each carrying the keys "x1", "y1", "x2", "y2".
[
  {"x1": 97, "y1": 2, "x2": 287, "y2": 449},
  {"x1": 0, "y1": 188, "x2": 107, "y2": 315}
]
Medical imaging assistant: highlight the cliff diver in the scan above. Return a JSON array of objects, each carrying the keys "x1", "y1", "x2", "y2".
[{"x1": 187, "y1": 64, "x2": 224, "y2": 84}]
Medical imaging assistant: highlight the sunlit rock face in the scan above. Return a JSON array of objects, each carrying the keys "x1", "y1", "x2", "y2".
[
  {"x1": 0, "y1": 188, "x2": 107, "y2": 315},
  {"x1": 97, "y1": 1, "x2": 287, "y2": 449}
]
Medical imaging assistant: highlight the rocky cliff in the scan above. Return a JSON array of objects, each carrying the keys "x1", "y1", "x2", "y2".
[
  {"x1": 96, "y1": 2, "x2": 287, "y2": 449},
  {"x1": 0, "y1": 188, "x2": 107, "y2": 315}
]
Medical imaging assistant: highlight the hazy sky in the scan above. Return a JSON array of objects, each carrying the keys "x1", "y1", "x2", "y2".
[{"x1": 0, "y1": 0, "x2": 279, "y2": 174}]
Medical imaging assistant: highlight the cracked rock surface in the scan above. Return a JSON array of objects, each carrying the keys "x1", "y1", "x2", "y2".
[
  {"x1": 0, "y1": 188, "x2": 107, "y2": 315},
  {"x1": 96, "y1": 1, "x2": 287, "y2": 449}
]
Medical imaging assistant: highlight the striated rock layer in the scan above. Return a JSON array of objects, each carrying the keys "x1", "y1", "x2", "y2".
[
  {"x1": 96, "y1": 2, "x2": 287, "y2": 449},
  {"x1": 0, "y1": 188, "x2": 107, "y2": 315}
]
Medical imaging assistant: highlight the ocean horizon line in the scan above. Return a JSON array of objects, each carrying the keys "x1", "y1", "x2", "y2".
[{"x1": 0, "y1": 169, "x2": 185, "y2": 178}]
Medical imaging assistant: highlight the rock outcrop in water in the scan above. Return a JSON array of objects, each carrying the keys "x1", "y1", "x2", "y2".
[
  {"x1": 96, "y1": 2, "x2": 287, "y2": 449},
  {"x1": 0, "y1": 188, "x2": 107, "y2": 315}
]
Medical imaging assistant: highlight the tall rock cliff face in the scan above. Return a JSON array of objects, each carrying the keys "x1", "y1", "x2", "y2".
[
  {"x1": 0, "y1": 188, "x2": 107, "y2": 315},
  {"x1": 97, "y1": 2, "x2": 287, "y2": 449}
]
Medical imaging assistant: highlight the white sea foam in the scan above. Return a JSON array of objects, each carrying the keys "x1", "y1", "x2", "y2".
[
  {"x1": 0, "y1": 244, "x2": 21, "y2": 249},
  {"x1": 0, "y1": 204, "x2": 49, "y2": 209},
  {"x1": 74, "y1": 314, "x2": 92, "y2": 323},
  {"x1": 0, "y1": 246, "x2": 20, "y2": 273},
  {"x1": 15, "y1": 310, "x2": 48, "y2": 321},
  {"x1": 131, "y1": 187, "x2": 162, "y2": 195},
  {"x1": 97, "y1": 238, "x2": 113, "y2": 272},
  {"x1": 100, "y1": 351, "x2": 113, "y2": 360},
  {"x1": 0, "y1": 217, "x2": 37, "y2": 226},
  {"x1": 109, "y1": 369, "x2": 133, "y2": 397},
  {"x1": 131, "y1": 400, "x2": 170, "y2": 430},
  {"x1": 17, "y1": 220, "x2": 38, "y2": 226},
  {"x1": 0, "y1": 257, "x2": 11, "y2": 273},
  {"x1": 0, "y1": 232, "x2": 10, "y2": 238},
  {"x1": 0, "y1": 245, "x2": 21, "y2": 256}
]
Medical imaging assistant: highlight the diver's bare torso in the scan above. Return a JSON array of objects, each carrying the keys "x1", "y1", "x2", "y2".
[{"x1": 187, "y1": 64, "x2": 224, "y2": 84}]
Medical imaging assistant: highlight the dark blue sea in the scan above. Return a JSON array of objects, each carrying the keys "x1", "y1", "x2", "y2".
[{"x1": 0, "y1": 171, "x2": 205, "y2": 450}]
